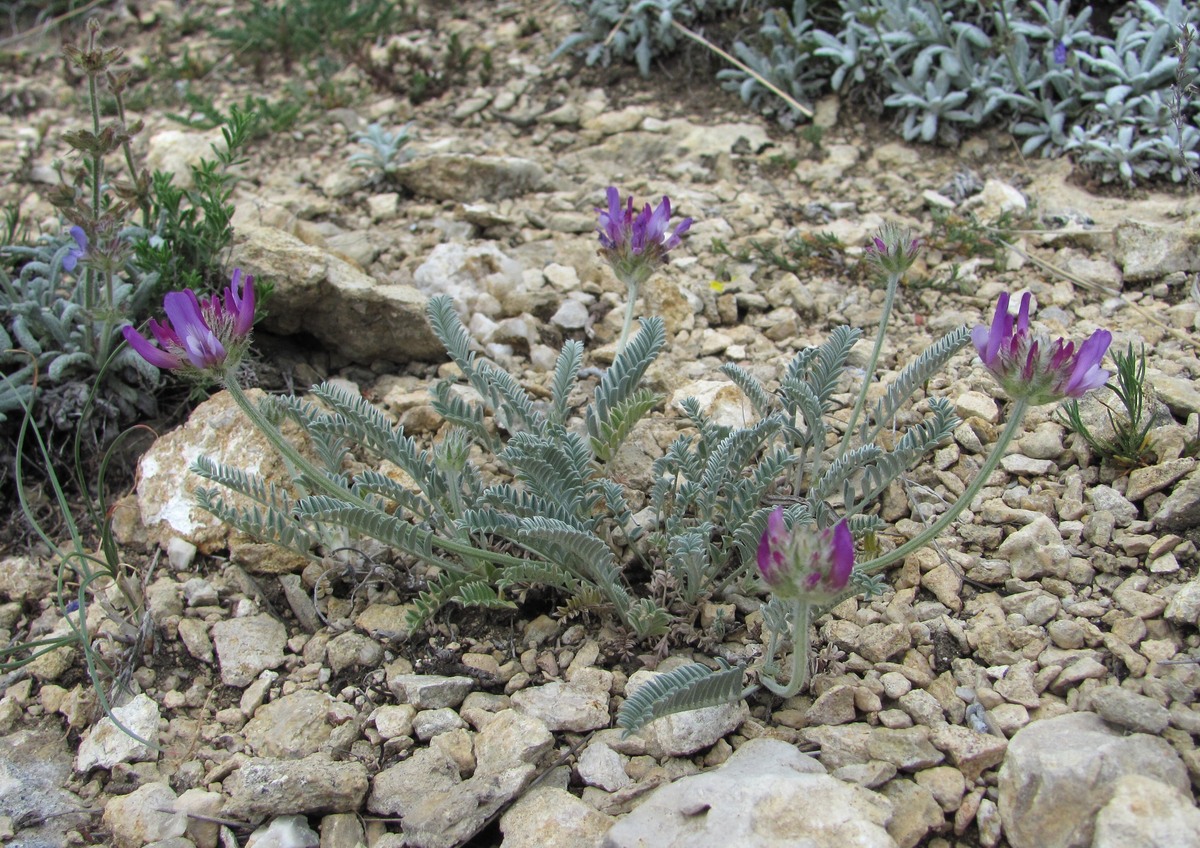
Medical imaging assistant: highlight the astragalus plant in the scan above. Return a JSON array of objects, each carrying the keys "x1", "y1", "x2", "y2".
[{"x1": 124, "y1": 193, "x2": 1113, "y2": 736}]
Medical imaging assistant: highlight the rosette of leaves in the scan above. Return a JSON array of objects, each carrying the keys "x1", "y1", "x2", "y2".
[
  {"x1": 348, "y1": 123, "x2": 413, "y2": 183},
  {"x1": 556, "y1": 0, "x2": 744, "y2": 76}
]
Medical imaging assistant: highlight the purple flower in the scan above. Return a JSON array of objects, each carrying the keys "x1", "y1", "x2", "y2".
[
  {"x1": 757, "y1": 507, "x2": 790, "y2": 586},
  {"x1": 972, "y1": 291, "x2": 1112, "y2": 405},
  {"x1": 596, "y1": 187, "x2": 692, "y2": 287},
  {"x1": 1054, "y1": 40, "x2": 1068, "y2": 65},
  {"x1": 756, "y1": 508, "x2": 855, "y2": 602},
  {"x1": 864, "y1": 223, "x2": 921, "y2": 275},
  {"x1": 62, "y1": 226, "x2": 88, "y2": 273},
  {"x1": 123, "y1": 269, "x2": 256, "y2": 374}
]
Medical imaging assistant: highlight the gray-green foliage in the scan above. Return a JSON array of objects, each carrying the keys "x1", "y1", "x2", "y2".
[
  {"x1": 617, "y1": 660, "x2": 747, "y2": 735},
  {"x1": 348, "y1": 123, "x2": 413, "y2": 182},
  {"x1": 0, "y1": 235, "x2": 159, "y2": 425},
  {"x1": 556, "y1": 0, "x2": 745, "y2": 76},
  {"x1": 195, "y1": 289, "x2": 969, "y2": 667},
  {"x1": 195, "y1": 295, "x2": 672, "y2": 639},
  {"x1": 720, "y1": 0, "x2": 1198, "y2": 183}
]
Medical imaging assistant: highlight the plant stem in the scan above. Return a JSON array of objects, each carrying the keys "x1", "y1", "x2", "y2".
[
  {"x1": 616, "y1": 279, "x2": 638, "y2": 358},
  {"x1": 759, "y1": 600, "x2": 812, "y2": 697},
  {"x1": 839, "y1": 270, "x2": 901, "y2": 459},
  {"x1": 856, "y1": 396, "x2": 1030, "y2": 575},
  {"x1": 112, "y1": 85, "x2": 151, "y2": 229}
]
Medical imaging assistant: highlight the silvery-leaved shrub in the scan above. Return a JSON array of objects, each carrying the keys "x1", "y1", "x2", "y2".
[
  {"x1": 556, "y1": 0, "x2": 745, "y2": 76},
  {"x1": 718, "y1": 0, "x2": 1198, "y2": 184}
]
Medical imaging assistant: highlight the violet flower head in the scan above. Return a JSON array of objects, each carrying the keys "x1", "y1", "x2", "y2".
[
  {"x1": 756, "y1": 509, "x2": 856, "y2": 603},
  {"x1": 864, "y1": 223, "x2": 921, "y2": 276},
  {"x1": 62, "y1": 226, "x2": 88, "y2": 273},
  {"x1": 972, "y1": 291, "x2": 1112, "y2": 405},
  {"x1": 757, "y1": 507, "x2": 790, "y2": 587},
  {"x1": 596, "y1": 186, "x2": 692, "y2": 288},
  {"x1": 1054, "y1": 40, "x2": 1069, "y2": 65},
  {"x1": 123, "y1": 269, "x2": 256, "y2": 377}
]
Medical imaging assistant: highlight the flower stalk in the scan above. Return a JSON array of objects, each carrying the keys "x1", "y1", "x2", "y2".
[
  {"x1": 840, "y1": 226, "x2": 922, "y2": 460},
  {"x1": 759, "y1": 599, "x2": 812, "y2": 697},
  {"x1": 856, "y1": 396, "x2": 1029, "y2": 575}
]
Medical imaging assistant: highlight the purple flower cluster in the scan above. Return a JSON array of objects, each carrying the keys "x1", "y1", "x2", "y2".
[
  {"x1": 123, "y1": 269, "x2": 255, "y2": 374},
  {"x1": 864, "y1": 224, "x2": 922, "y2": 275},
  {"x1": 973, "y1": 291, "x2": 1112, "y2": 405},
  {"x1": 757, "y1": 508, "x2": 855, "y2": 603},
  {"x1": 596, "y1": 187, "x2": 692, "y2": 286}
]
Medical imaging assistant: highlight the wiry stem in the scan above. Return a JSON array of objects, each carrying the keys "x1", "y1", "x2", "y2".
[
  {"x1": 856, "y1": 396, "x2": 1030, "y2": 575},
  {"x1": 839, "y1": 270, "x2": 901, "y2": 459}
]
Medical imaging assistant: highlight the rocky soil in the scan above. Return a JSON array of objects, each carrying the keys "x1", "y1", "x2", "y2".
[{"x1": 2, "y1": 1, "x2": 1200, "y2": 847}]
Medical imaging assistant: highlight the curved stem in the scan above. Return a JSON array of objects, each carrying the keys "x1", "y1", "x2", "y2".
[
  {"x1": 839, "y1": 271, "x2": 901, "y2": 459},
  {"x1": 856, "y1": 396, "x2": 1030, "y2": 575},
  {"x1": 759, "y1": 600, "x2": 812, "y2": 698},
  {"x1": 220, "y1": 375, "x2": 537, "y2": 570}
]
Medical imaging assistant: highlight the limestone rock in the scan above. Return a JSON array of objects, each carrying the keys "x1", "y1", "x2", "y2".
[
  {"x1": 879, "y1": 778, "x2": 945, "y2": 848},
  {"x1": 0, "y1": 555, "x2": 55, "y2": 603},
  {"x1": 145, "y1": 129, "x2": 224, "y2": 190},
  {"x1": 670, "y1": 380, "x2": 758, "y2": 430},
  {"x1": 75, "y1": 693, "x2": 159, "y2": 772},
  {"x1": 1153, "y1": 469, "x2": 1200, "y2": 531},
  {"x1": 244, "y1": 690, "x2": 354, "y2": 758},
  {"x1": 245, "y1": 814, "x2": 320, "y2": 848},
  {"x1": 174, "y1": 788, "x2": 223, "y2": 848},
  {"x1": 102, "y1": 783, "x2": 186, "y2": 848},
  {"x1": 377, "y1": 709, "x2": 553, "y2": 848},
  {"x1": 996, "y1": 515, "x2": 1070, "y2": 579},
  {"x1": 1092, "y1": 774, "x2": 1200, "y2": 848},
  {"x1": 135, "y1": 389, "x2": 302, "y2": 553},
  {"x1": 0, "y1": 727, "x2": 92, "y2": 848},
  {"x1": 867, "y1": 727, "x2": 945, "y2": 772},
  {"x1": 211, "y1": 614, "x2": 287, "y2": 688},
  {"x1": 1126, "y1": 457, "x2": 1196, "y2": 502},
  {"x1": 367, "y1": 746, "x2": 461, "y2": 817},
  {"x1": 500, "y1": 786, "x2": 614, "y2": 848},
  {"x1": 223, "y1": 754, "x2": 368, "y2": 824},
  {"x1": 577, "y1": 740, "x2": 632, "y2": 792},
  {"x1": 1152, "y1": 375, "x2": 1200, "y2": 418},
  {"x1": 394, "y1": 153, "x2": 552, "y2": 201},
  {"x1": 511, "y1": 675, "x2": 611, "y2": 733},
  {"x1": 997, "y1": 711, "x2": 1191, "y2": 848},
  {"x1": 387, "y1": 673, "x2": 475, "y2": 710},
  {"x1": 806, "y1": 684, "x2": 858, "y2": 726},
  {"x1": 412, "y1": 241, "x2": 525, "y2": 315},
  {"x1": 472, "y1": 709, "x2": 554, "y2": 777},
  {"x1": 1088, "y1": 686, "x2": 1170, "y2": 734},
  {"x1": 230, "y1": 225, "x2": 443, "y2": 362},
  {"x1": 603, "y1": 738, "x2": 895, "y2": 848},
  {"x1": 1113, "y1": 220, "x2": 1200, "y2": 282},
  {"x1": 1165, "y1": 578, "x2": 1200, "y2": 627},
  {"x1": 929, "y1": 724, "x2": 1006, "y2": 783}
]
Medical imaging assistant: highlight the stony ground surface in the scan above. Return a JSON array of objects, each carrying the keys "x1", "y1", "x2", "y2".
[{"x1": 2, "y1": 1, "x2": 1200, "y2": 847}]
